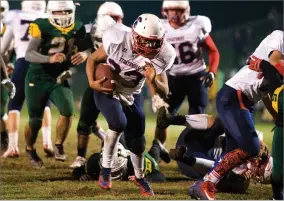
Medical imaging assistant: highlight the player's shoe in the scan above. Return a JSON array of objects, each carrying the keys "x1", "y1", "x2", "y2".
[
  {"x1": 98, "y1": 168, "x2": 112, "y2": 190},
  {"x1": 189, "y1": 180, "x2": 216, "y2": 200},
  {"x1": 149, "y1": 139, "x2": 171, "y2": 163},
  {"x1": 54, "y1": 144, "x2": 66, "y2": 161},
  {"x1": 26, "y1": 148, "x2": 44, "y2": 169},
  {"x1": 70, "y1": 156, "x2": 86, "y2": 168},
  {"x1": 56, "y1": 70, "x2": 72, "y2": 84},
  {"x1": 43, "y1": 144, "x2": 55, "y2": 158},
  {"x1": 169, "y1": 145, "x2": 187, "y2": 160},
  {"x1": 1, "y1": 146, "x2": 20, "y2": 158},
  {"x1": 129, "y1": 176, "x2": 154, "y2": 197}
]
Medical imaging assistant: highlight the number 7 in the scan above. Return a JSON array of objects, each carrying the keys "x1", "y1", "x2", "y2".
[{"x1": 20, "y1": 20, "x2": 32, "y2": 41}]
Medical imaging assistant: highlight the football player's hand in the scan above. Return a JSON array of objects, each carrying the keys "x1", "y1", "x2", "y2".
[
  {"x1": 152, "y1": 94, "x2": 169, "y2": 113},
  {"x1": 248, "y1": 56, "x2": 262, "y2": 72},
  {"x1": 201, "y1": 72, "x2": 214, "y2": 88},
  {"x1": 7, "y1": 63, "x2": 14, "y2": 75},
  {"x1": 143, "y1": 61, "x2": 156, "y2": 82},
  {"x1": 71, "y1": 52, "x2": 88, "y2": 65},
  {"x1": 212, "y1": 135, "x2": 225, "y2": 160},
  {"x1": 1, "y1": 78, "x2": 16, "y2": 99},
  {"x1": 89, "y1": 77, "x2": 113, "y2": 94},
  {"x1": 49, "y1": 53, "x2": 66, "y2": 64}
]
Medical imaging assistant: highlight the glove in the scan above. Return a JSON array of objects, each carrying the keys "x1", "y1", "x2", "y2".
[
  {"x1": 201, "y1": 72, "x2": 214, "y2": 88},
  {"x1": 212, "y1": 135, "x2": 225, "y2": 160},
  {"x1": 56, "y1": 70, "x2": 72, "y2": 84},
  {"x1": 248, "y1": 55, "x2": 262, "y2": 72},
  {"x1": 151, "y1": 94, "x2": 169, "y2": 113},
  {"x1": 1, "y1": 78, "x2": 16, "y2": 99}
]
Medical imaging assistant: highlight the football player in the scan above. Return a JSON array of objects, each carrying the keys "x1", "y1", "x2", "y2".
[
  {"x1": 70, "y1": 2, "x2": 123, "y2": 168},
  {"x1": 86, "y1": 13, "x2": 176, "y2": 196},
  {"x1": 189, "y1": 30, "x2": 283, "y2": 200},
  {"x1": 24, "y1": 0, "x2": 92, "y2": 168},
  {"x1": 0, "y1": 1, "x2": 54, "y2": 159},
  {"x1": 149, "y1": 0, "x2": 220, "y2": 163}
]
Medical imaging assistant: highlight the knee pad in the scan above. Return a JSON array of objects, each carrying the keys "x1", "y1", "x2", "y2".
[
  {"x1": 29, "y1": 118, "x2": 42, "y2": 132},
  {"x1": 109, "y1": 115, "x2": 127, "y2": 133},
  {"x1": 128, "y1": 136, "x2": 146, "y2": 155},
  {"x1": 77, "y1": 120, "x2": 92, "y2": 135}
]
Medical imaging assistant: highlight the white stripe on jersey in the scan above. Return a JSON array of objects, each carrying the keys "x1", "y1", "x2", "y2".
[{"x1": 162, "y1": 15, "x2": 212, "y2": 76}]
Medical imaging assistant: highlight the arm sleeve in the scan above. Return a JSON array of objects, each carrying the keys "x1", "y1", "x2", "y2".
[
  {"x1": 202, "y1": 35, "x2": 220, "y2": 74},
  {"x1": 25, "y1": 38, "x2": 50, "y2": 63},
  {"x1": 1, "y1": 26, "x2": 14, "y2": 55}
]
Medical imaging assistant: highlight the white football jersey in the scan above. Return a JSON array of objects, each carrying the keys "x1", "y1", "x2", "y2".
[
  {"x1": 225, "y1": 30, "x2": 284, "y2": 103},
  {"x1": 162, "y1": 15, "x2": 212, "y2": 76},
  {"x1": 3, "y1": 10, "x2": 47, "y2": 59},
  {"x1": 103, "y1": 23, "x2": 176, "y2": 96}
]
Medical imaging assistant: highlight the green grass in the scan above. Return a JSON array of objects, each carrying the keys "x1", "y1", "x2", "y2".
[{"x1": 0, "y1": 106, "x2": 275, "y2": 200}]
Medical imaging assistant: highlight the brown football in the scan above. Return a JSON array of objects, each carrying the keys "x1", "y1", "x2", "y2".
[{"x1": 94, "y1": 63, "x2": 115, "y2": 90}]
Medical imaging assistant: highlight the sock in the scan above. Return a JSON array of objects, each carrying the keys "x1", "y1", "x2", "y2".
[
  {"x1": 94, "y1": 128, "x2": 106, "y2": 141},
  {"x1": 8, "y1": 132, "x2": 18, "y2": 148},
  {"x1": 102, "y1": 129, "x2": 121, "y2": 168},
  {"x1": 77, "y1": 148, "x2": 87, "y2": 158},
  {"x1": 130, "y1": 152, "x2": 144, "y2": 179},
  {"x1": 194, "y1": 157, "x2": 214, "y2": 169},
  {"x1": 178, "y1": 155, "x2": 196, "y2": 166},
  {"x1": 171, "y1": 115, "x2": 186, "y2": 125},
  {"x1": 204, "y1": 148, "x2": 249, "y2": 184},
  {"x1": 55, "y1": 144, "x2": 64, "y2": 154},
  {"x1": 42, "y1": 126, "x2": 52, "y2": 145},
  {"x1": 185, "y1": 114, "x2": 213, "y2": 130}
]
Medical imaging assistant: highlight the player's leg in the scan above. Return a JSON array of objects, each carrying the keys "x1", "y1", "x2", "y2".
[
  {"x1": 186, "y1": 71, "x2": 208, "y2": 115},
  {"x1": 189, "y1": 85, "x2": 260, "y2": 200},
  {"x1": 41, "y1": 103, "x2": 54, "y2": 157},
  {"x1": 124, "y1": 94, "x2": 154, "y2": 196},
  {"x1": 49, "y1": 82, "x2": 74, "y2": 161},
  {"x1": 0, "y1": 85, "x2": 9, "y2": 152},
  {"x1": 4, "y1": 58, "x2": 29, "y2": 158},
  {"x1": 93, "y1": 90, "x2": 126, "y2": 190},
  {"x1": 24, "y1": 78, "x2": 50, "y2": 168},
  {"x1": 150, "y1": 75, "x2": 186, "y2": 163},
  {"x1": 70, "y1": 87, "x2": 102, "y2": 168}
]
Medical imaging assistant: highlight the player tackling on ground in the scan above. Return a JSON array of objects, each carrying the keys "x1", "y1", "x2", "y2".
[{"x1": 86, "y1": 13, "x2": 176, "y2": 196}]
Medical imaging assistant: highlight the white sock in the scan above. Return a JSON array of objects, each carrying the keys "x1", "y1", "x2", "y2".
[
  {"x1": 130, "y1": 152, "x2": 144, "y2": 179},
  {"x1": 102, "y1": 129, "x2": 121, "y2": 168},
  {"x1": 194, "y1": 157, "x2": 215, "y2": 169},
  {"x1": 42, "y1": 126, "x2": 52, "y2": 145},
  {"x1": 204, "y1": 170, "x2": 221, "y2": 184},
  {"x1": 185, "y1": 114, "x2": 211, "y2": 130},
  {"x1": 8, "y1": 132, "x2": 18, "y2": 148},
  {"x1": 94, "y1": 128, "x2": 106, "y2": 141}
]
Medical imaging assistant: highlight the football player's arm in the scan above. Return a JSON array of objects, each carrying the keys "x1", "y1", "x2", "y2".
[
  {"x1": 86, "y1": 45, "x2": 112, "y2": 93},
  {"x1": 146, "y1": 72, "x2": 169, "y2": 98},
  {"x1": 262, "y1": 93, "x2": 278, "y2": 119},
  {"x1": 202, "y1": 35, "x2": 220, "y2": 75},
  {"x1": 25, "y1": 38, "x2": 50, "y2": 63}
]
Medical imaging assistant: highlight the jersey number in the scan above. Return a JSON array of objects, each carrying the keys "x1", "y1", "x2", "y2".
[
  {"x1": 172, "y1": 42, "x2": 195, "y2": 65},
  {"x1": 48, "y1": 37, "x2": 66, "y2": 54},
  {"x1": 20, "y1": 20, "x2": 33, "y2": 41}
]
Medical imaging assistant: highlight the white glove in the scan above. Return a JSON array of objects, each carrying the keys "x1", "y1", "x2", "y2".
[
  {"x1": 1, "y1": 78, "x2": 16, "y2": 99},
  {"x1": 56, "y1": 70, "x2": 72, "y2": 84},
  {"x1": 151, "y1": 94, "x2": 169, "y2": 113},
  {"x1": 212, "y1": 135, "x2": 225, "y2": 160}
]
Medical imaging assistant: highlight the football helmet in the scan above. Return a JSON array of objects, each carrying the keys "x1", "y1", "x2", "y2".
[
  {"x1": 132, "y1": 13, "x2": 165, "y2": 59},
  {"x1": 46, "y1": 1, "x2": 76, "y2": 28},
  {"x1": 97, "y1": 1, "x2": 123, "y2": 22},
  {"x1": 90, "y1": 15, "x2": 115, "y2": 49},
  {"x1": 162, "y1": 1, "x2": 190, "y2": 24},
  {"x1": 0, "y1": 0, "x2": 9, "y2": 19},
  {"x1": 21, "y1": 1, "x2": 46, "y2": 13}
]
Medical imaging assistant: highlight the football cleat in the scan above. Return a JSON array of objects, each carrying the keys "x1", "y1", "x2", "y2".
[
  {"x1": 43, "y1": 144, "x2": 54, "y2": 158},
  {"x1": 98, "y1": 168, "x2": 112, "y2": 190},
  {"x1": 149, "y1": 139, "x2": 171, "y2": 163},
  {"x1": 129, "y1": 176, "x2": 154, "y2": 197},
  {"x1": 26, "y1": 148, "x2": 44, "y2": 169},
  {"x1": 189, "y1": 181, "x2": 216, "y2": 200},
  {"x1": 70, "y1": 156, "x2": 86, "y2": 168},
  {"x1": 1, "y1": 146, "x2": 19, "y2": 158},
  {"x1": 54, "y1": 145, "x2": 66, "y2": 162}
]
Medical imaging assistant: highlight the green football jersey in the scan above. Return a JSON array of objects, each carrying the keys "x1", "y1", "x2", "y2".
[{"x1": 28, "y1": 18, "x2": 87, "y2": 78}]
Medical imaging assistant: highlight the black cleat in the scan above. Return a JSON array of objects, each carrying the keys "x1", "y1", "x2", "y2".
[
  {"x1": 26, "y1": 148, "x2": 44, "y2": 169},
  {"x1": 149, "y1": 140, "x2": 171, "y2": 163}
]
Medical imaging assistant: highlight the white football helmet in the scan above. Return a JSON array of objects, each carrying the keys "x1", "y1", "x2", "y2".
[
  {"x1": 132, "y1": 13, "x2": 165, "y2": 59},
  {"x1": 21, "y1": 1, "x2": 46, "y2": 13},
  {"x1": 162, "y1": 1, "x2": 190, "y2": 22},
  {"x1": 0, "y1": 0, "x2": 9, "y2": 19},
  {"x1": 97, "y1": 2, "x2": 123, "y2": 22},
  {"x1": 46, "y1": 1, "x2": 76, "y2": 28},
  {"x1": 90, "y1": 15, "x2": 115, "y2": 49}
]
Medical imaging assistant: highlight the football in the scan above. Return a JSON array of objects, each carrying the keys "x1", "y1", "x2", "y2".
[{"x1": 94, "y1": 63, "x2": 115, "y2": 90}]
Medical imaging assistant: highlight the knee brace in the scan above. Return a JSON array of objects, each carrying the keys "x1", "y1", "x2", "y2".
[
  {"x1": 29, "y1": 118, "x2": 42, "y2": 133},
  {"x1": 128, "y1": 136, "x2": 146, "y2": 155}
]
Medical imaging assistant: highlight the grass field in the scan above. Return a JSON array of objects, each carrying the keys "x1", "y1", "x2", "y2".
[{"x1": 0, "y1": 105, "x2": 275, "y2": 200}]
